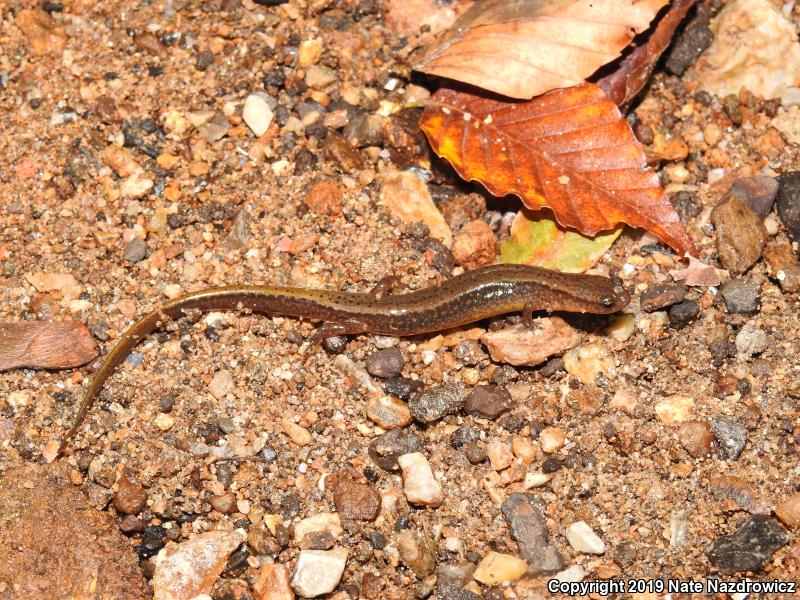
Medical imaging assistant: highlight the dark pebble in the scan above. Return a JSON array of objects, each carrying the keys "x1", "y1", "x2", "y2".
[
  {"x1": 722, "y1": 94, "x2": 743, "y2": 127},
  {"x1": 668, "y1": 300, "x2": 700, "y2": 329},
  {"x1": 436, "y1": 563, "x2": 476, "y2": 591},
  {"x1": 719, "y1": 279, "x2": 759, "y2": 314},
  {"x1": 321, "y1": 335, "x2": 347, "y2": 354},
  {"x1": 490, "y1": 364, "x2": 519, "y2": 385},
  {"x1": 368, "y1": 531, "x2": 386, "y2": 550},
  {"x1": 322, "y1": 130, "x2": 366, "y2": 172},
  {"x1": 541, "y1": 457, "x2": 563, "y2": 473},
  {"x1": 424, "y1": 239, "x2": 454, "y2": 274},
  {"x1": 159, "y1": 395, "x2": 175, "y2": 412},
  {"x1": 634, "y1": 123, "x2": 653, "y2": 145},
  {"x1": 343, "y1": 113, "x2": 385, "y2": 148},
  {"x1": 409, "y1": 383, "x2": 467, "y2": 424},
  {"x1": 123, "y1": 238, "x2": 147, "y2": 263},
  {"x1": 711, "y1": 196, "x2": 767, "y2": 275},
  {"x1": 368, "y1": 428, "x2": 423, "y2": 471},
  {"x1": 501, "y1": 493, "x2": 564, "y2": 574},
  {"x1": 293, "y1": 149, "x2": 318, "y2": 175},
  {"x1": 365, "y1": 347, "x2": 404, "y2": 378},
  {"x1": 332, "y1": 476, "x2": 381, "y2": 521},
  {"x1": 464, "y1": 385, "x2": 514, "y2": 420},
  {"x1": 671, "y1": 191, "x2": 702, "y2": 224},
  {"x1": 452, "y1": 340, "x2": 487, "y2": 366},
  {"x1": 119, "y1": 514, "x2": 146, "y2": 534},
  {"x1": 450, "y1": 425, "x2": 479, "y2": 449},
  {"x1": 439, "y1": 588, "x2": 480, "y2": 600},
  {"x1": 664, "y1": 6, "x2": 713, "y2": 76},
  {"x1": 725, "y1": 177, "x2": 779, "y2": 219},
  {"x1": 640, "y1": 284, "x2": 688, "y2": 312},
  {"x1": 776, "y1": 171, "x2": 800, "y2": 244},
  {"x1": 707, "y1": 515, "x2": 788, "y2": 573},
  {"x1": 711, "y1": 416, "x2": 747, "y2": 460},
  {"x1": 382, "y1": 376, "x2": 423, "y2": 401},
  {"x1": 463, "y1": 443, "x2": 487, "y2": 465},
  {"x1": 140, "y1": 525, "x2": 166, "y2": 552}
]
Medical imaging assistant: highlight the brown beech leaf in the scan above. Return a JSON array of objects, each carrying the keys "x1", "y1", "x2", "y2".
[
  {"x1": 420, "y1": 83, "x2": 695, "y2": 255},
  {"x1": 598, "y1": 0, "x2": 698, "y2": 108},
  {"x1": 415, "y1": 0, "x2": 669, "y2": 100},
  {"x1": 0, "y1": 321, "x2": 97, "y2": 371}
]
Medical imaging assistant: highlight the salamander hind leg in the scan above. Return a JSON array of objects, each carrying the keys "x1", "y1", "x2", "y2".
[
  {"x1": 521, "y1": 302, "x2": 543, "y2": 332},
  {"x1": 368, "y1": 276, "x2": 402, "y2": 300}
]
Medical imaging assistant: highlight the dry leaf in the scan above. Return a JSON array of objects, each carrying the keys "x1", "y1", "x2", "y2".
[
  {"x1": 416, "y1": 0, "x2": 668, "y2": 100},
  {"x1": 421, "y1": 83, "x2": 694, "y2": 255},
  {"x1": 598, "y1": 0, "x2": 698, "y2": 108},
  {"x1": 0, "y1": 321, "x2": 98, "y2": 371},
  {"x1": 501, "y1": 209, "x2": 622, "y2": 272}
]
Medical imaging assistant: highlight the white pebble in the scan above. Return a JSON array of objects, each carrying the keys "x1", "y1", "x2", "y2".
[
  {"x1": 397, "y1": 452, "x2": 443, "y2": 507},
  {"x1": 565, "y1": 521, "x2": 606, "y2": 554},
  {"x1": 291, "y1": 548, "x2": 348, "y2": 597},
  {"x1": 242, "y1": 93, "x2": 274, "y2": 137}
]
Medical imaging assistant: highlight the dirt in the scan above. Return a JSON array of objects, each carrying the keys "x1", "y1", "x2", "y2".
[{"x1": 0, "y1": 1, "x2": 799, "y2": 599}]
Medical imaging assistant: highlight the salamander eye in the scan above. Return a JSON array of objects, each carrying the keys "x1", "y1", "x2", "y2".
[{"x1": 601, "y1": 295, "x2": 615, "y2": 308}]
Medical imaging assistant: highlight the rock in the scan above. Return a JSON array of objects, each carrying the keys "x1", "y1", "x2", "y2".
[
  {"x1": 155, "y1": 413, "x2": 174, "y2": 431},
  {"x1": 668, "y1": 300, "x2": 700, "y2": 329},
  {"x1": 304, "y1": 65, "x2": 337, "y2": 90},
  {"x1": 124, "y1": 237, "x2": 147, "y2": 263},
  {"x1": 243, "y1": 93, "x2": 275, "y2": 137},
  {"x1": 711, "y1": 416, "x2": 747, "y2": 460},
  {"x1": 565, "y1": 522, "x2": 606, "y2": 555},
  {"x1": 678, "y1": 421, "x2": 715, "y2": 458},
  {"x1": 198, "y1": 113, "x2": 230, "y2": 143},
  {"x1": 664, "y1": 5, "x2": 713, "y2": 76},
  {"x1": 487, "y1": 440, "x2": 514, "y2": 471},
  {"x1": 209, "y1": 370, "x2": 234, "y2": 399},
  {"x1": 720, "y1": 279, "x2": 760, "y2": 314},
  {"x1": 195, "y1": 49, "x2": 215, "y2": 71},
  {"x1": 551, "y1": 564, "x2": 586, "y2": 584},
  {"x1": 763, "y1": 238, "x2": 800, "y2": 292},
  {"x1": 655, "y1": 396, "x2": 694, "y2": 425},
  {"x1": 290, "y1": 548, "x2": 348, "y2": 597},
  {"x1": 690, "y1": 0, "x2": 800, "y2": 99},
  {"x1": 397, "y1": 452, "x2": 444, "y2": 507},
  {"x1": 294, "y1": 513, "x2": 342, "y2": 549},
  {"x1": 382, "y1": 376, "x2": 423, "y2": 401},
  {"x1": 113, "y1": 476, "x2": 148, "y2": 515},
  {"x1": 707, "y1": 515, "x2": 788, "y2": 573},
  {"x1": 640, "y1": 284, "x2": 687, "y2": 312},
  {"x1": 0, "y1": 463, "x2": 149, "y2": 598},
  {"x1": 16, "y1": 9, "x2": 66, "y2": 55},
  {"x1": 709, "y1": 475, "x2": 772, "y2": 515},
  {"x1": 452, "y1": 220, "x2": 498, "y2": 270},
  {"x1": 409, "y1": 383, "x2": 466, "y2": 424},
  {"x1": 365, "y1": 347, "x2": 404, "y2": 378},
  {"x1": 538, "y1": 427, "x2": 566, "y2": 454},
  {"x1": 152, "y1": 530, "x2": 246, "y2": 600},
  {"x1": 671, "y1": 191, "x2": 702, "y2": 224},
  {"x1": 25, "y1": 271, "x2": 83, "y2": 301},
  {"x1": 397, "y1": 530, "x2": 436, "y2": 578},
  {"x1": 281, "y1": 419, "x2": 312, "y2": 446},
  {"x1": 380, "y1": 171, "x2": 452, "y2": 247},
  {"x1": 304, "y1": 180, "x2": 344, "y2": 217},
  {"x1": 710, "y1": 196, "x2": 767, "y2": 275},
  {"x1": 501, "y1": 493, "x2": 564, "y2": 574},
  {"x1": 563, "y1": 343, "x2": 613, "y2": 385},
  {"x1": 735, "y1": 321, "x2": 768, "y2": 359},
  {"x1": 103, "y1": 144, "x2": 140, "y2": 177},
  {"x1": 322, "y1": 130, "x2": 365, "y2": 172},
  {"x1": 253, "y1": 563, "x2": 294, "y2": 600},
  {"x1": 366, "y1": 395, "x2": 412, "y2": 430},
  {"x1": 331, "y1": 475, "x2": 381, "y2": 522},
  {"x1": 725, "y1": 177, "x2": 779, "y2": 219},
  {"x1": 464, "y1": 385, "x2": 513, "y2": 420},
  {"x1": 481, "y1": 318, "x2": 583, "y2": 367},
  {"x1": 210, "y1": 492, "x2": 237, "y2": 514},
  {"x1": 776, "y1": 171, "x2": 800, "y2": 244},
  {"x1": 472, "y1": 552, "x2": 528, "y2": 585},
  {"x1": 436, "y1": 562, "x2": 476, "y2": 591},
  {"x1": 120, "y1": 170, "x2": 154, "y2": 199},
  {"x1": 368, "y1": 429, "x2": 423, "y2": 471},
  {"x1": 775, "y1": 493, "x2": 800, "y2": 529},
  {"x1": 343, "y1": 113, "x2": 385, "y2": 148},
  {"x1": 298, "y1": 38, "x2": 322, "y2": 68},
  {"x1": 463, "y1": 443, "x2": 488, "y2": 465}
]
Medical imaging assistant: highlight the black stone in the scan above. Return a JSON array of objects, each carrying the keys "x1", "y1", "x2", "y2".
[
  {"x1": 668, "y1": 300, "x2": 700, "y2": 329},
  {"x1": 368, "y1": 428, "x2": 423, "y2": 471},
  {"x1": 720, "y1": 279, "x2": 759, "y2": 314},
  {"x1": 409, "y1": 383, "x2": 467, "y2": 424},
  {"x1": 707, "y1": 515, "x2": 788, "y2": 574},
  {"x1": 365, "y1": 347, "x2": 404, "y2": 378},
  {"x1": 664, "y1": 6, "x2": 714, "y2": 76},
  {"x1": 776, "y1": 171, "x2": 800, "y2": 245},
  {"x1": 382, "y1": 376, "x2": 423, "y2": 401},
  {"x1": 711, "y1": 416, "x2": 747, "y2": 460}
]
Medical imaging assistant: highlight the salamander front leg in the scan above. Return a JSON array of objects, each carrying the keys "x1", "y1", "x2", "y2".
[
  {"x1": 521, "y1": 303, "x2": 542, "y2": 332},
  {"x1": 308, "y1": 319, "x2": 370, "y2": 346},
  {"x1": 369, "y1": 276, "x2": 402, "y2": 300}
]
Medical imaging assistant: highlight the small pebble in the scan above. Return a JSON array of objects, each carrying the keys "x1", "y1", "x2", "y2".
[
  {"x1": 366, "y1": 395, "x2": 412, "y2": 430},
  {"x1": 725, "y1": 176, "x2": 779, "y2": 218},
  {"x1": 242, "y1": 92, "x2": 275, "y2": 137},
  {"x1": 487, "y1": 440, "x2": 514, "y2": 471},
  {"x1": 501, "y1": 494, "x2": 564, "y2": 574},
  {"x1": 472, "y1": 552, "x2": 528, "y2": 585},
  {"x1": 368, "y1": 429, "x2": 423, "y2": 471},
  {"x1": 409, "y1": 383, "x2": 466, "y2": 424},
  {"x1": 294, "y1": 513, "x2": 342, "y2": 548},
  {"x1": 397, "y1": 530, "x2": 436, "y2": 578},
  {"x1": 711, "y1": 196, "x2": 768, "y2": 275},
  {"x1": 668, "y1": 300, "x2": 700, "y2": 329},
  {"x1": 735, "y1": 321, "x2": 768, "y2": 359},
  {"x1": 304, "y1": 64, "x2": 337, "y2": 90},
  {"x1": 464, "y1": 385, "x2": 513, "y2": 420},
  {"x1": 155, "y1": 413, "x2": 174, "y2": 431},
  {"x1": 112, "y1": 476, "x2": 148, "y2": 515},
  {"x1": 210, "y1": 492, "x2": 237, "y2": 514},
  {"x1": 331, "y1": 476, "x2": 381, "y2": 521},
  {"x1": 365, "y1": 347, "x2": 404, "y2": 378},
  {"x1": 208, "y1": 370, "x2": 234, "y2": 399},
  {"x1": 565, "y1": 521, "x2": 606, "y2": 555},
  {"x1": 640, "y1": 284, "x2": 687, "y2": 312},
  {"x1": 253, "y1": 563, "x2": 293, "y2": 600},
  {"x1": 776, "y1": 171, "x2": 800, "y2": 243},
  {"x1": 123, "y1": 238, "x2": 147, "y2": 263},
  {"x1": 397, "y1": 452, "x2": 443, "y2": 507},
  {"x1": 678, "y1": 421, "x2": 715, "y2": 458},
  {"x1": 720, "y1": 279, "x2": 760, "y2": 314},
  {"x1": 775, "y1": 493, "x2": 800, "y2": 528},
  {"x1": 290, "y1": 548, "x2": 348, "y2": 597},
  {"x1": 382, "y1": 376, "x2": 423, "y2": 401},
  {"x1": 563, "y1": 343, "x2": 613, "y2": 385},
  {"x1": 538, "y1": 427, "x2": 566, "y2": 454},
  {"x1": 655, "y1": 396, "x2": 694, "y2": 425},
  {"x1": 711, "y1": 416, "x2": 747, "y2": 460},
  {"x1": 281, "y1": 419, "x2": 312, "y2": 446},
  {"x1": 481, "y1": 319, "x2": 583, "y2": 367}
]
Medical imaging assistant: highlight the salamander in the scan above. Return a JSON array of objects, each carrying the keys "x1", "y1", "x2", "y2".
[{"x1": 58, "y1": 263, "x2": 629, "y2": 455}]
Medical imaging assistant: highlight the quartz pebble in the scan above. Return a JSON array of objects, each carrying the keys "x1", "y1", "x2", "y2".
[
  {"x1": 379, "y1": 171, "x2": 452, "y2": 247},
  {"x1": 452, "y1": 220, "x2": 499, "y2": 270},
  {"x1": 487, "y1": 440, "x2": 514, "y2": 471},
  {"x1": 397, "y1": 452, "x2": 443, "y2": 507},
  {"x1": 655, "y1": 396, "x2": 694, "y2": 425},
  {"x1": 290, "y1": 548, "x2": 348, "y2": 598},
  {"x1": 735, "y1": 322, "x2": 768, "y2": 359},
  {"x1": 481, "y1": 318, "x2": 583, "y2": 367},
  {"x1": 152, "y1": 530, "x2": 246, "y2": 600},
  {"x1": 243, "y1": 93, "x2": 275, "y2": 137},
  {"x1": 294, "y1": 513, "x2": 342, "y2": 548},
  {"x1": 538, "y1": 427, "x2": 566, "y2": 454},
  {"x1": 155, "y1": 413, "x2": 174, "y2": 431},
  {"x1": 563, "y1": 343, "x2": 613, "y2": 385},
  {"x1": 472, "y1": 551, "x2": 528, "y2": 585},
  {"x1": 366, "y1": 395, "x2": 412, "y2": 429},
  {"x1": 209, "y1": 370, "x2": 234, "y2": 399},
  {"x1": 565, "y1": 521, "x2": 606, "y2": 555},
  {"x1": 281, "y1": 419, "x2": 312, "y2": 446}
]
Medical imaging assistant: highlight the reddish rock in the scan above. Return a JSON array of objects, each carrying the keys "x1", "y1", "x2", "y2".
[
  {"x1": 113, "y1": 476, "x2": 148, "y2": 515},
  {"x1": 304, "y1": 180, "x2": 344, "y2": 216},
  {"x1": 452, "y1": 220, "x2": 498, "y2": 270}
]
